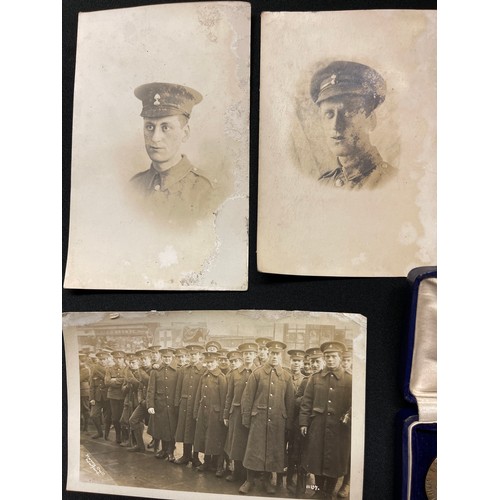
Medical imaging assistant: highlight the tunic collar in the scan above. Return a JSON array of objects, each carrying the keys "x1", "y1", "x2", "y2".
[
  {"x1": 150, "y1": 155, "x2": 193, "y2": 192},
  {"x1": 206, "y1": 367, "x2": 222, "y2": 377},
  {"x1": 262, "y1": 363, "x2": 284, "y2": 376},
  {"x1": 321, "y1": 366, "x2": 344, "y2": 379},
  {"x1": 238, "y1": 365, "x2": 254, "y2": 374}
]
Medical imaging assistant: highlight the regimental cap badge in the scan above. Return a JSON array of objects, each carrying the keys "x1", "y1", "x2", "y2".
[
  {"x1": 153, "y1": 93, "x2": 161, "y2": 106},
  {"x1": 330, "y1": 73, "x2": 337, "y2": 85}
]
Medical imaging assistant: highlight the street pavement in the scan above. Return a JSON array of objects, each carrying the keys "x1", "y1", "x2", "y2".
[{"x1": 79, "y1": 429, "x2": 348, "y2": 498}]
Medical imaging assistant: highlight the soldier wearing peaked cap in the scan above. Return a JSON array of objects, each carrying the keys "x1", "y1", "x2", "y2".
[
  {"x1": 89, "y1": 351, "x2": 113, "y2": 440},
  {"x1": 146, "y1": 347, "x2": 180, "y2": 461},
  {"x1": 239, "y1": 340, "x2": 295, "y2": 495},
  {"x1": 173, "y1": 344, "x2": 206, "y2": 467},
  {"x1": 310, "y1": 60, "x2": 397, "y2": 189},
  {"x1": 299, "y1": 341, "x2": 352, "y2": 499},
  {"x1": 193, "y1": 352, "x2": 228, "y2": 476},
  {"x1": 79, "y1": 353, "x2": 91, "y2": 433},
  {"x1": 130, "y1": 82, "x2": 216, "y2": 219},
  {"x1": 205, "y1": 340, "x2": 222, "y2": 353},
  {"x1": 104, "y1": 351, "x2": 127, "y2": 444},
  {"x1": 253, "y1": 337, "x2": 272, "y2": 367}
]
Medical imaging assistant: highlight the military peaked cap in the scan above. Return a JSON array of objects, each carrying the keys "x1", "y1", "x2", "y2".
[
  {"x1": 310, "y1": 60, "x2": 386, "y2": 113},
  {"x1": 135, "y1": 82, "x2": 202, "y2": 119}
]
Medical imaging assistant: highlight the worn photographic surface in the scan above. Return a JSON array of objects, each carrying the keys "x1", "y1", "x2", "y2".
[
  {"x1": 63, "y1": 310, "x2": 366, "y2": 500},
  {"x1": 63, "y1": 2, "x2": 250, "y2": 290},
  {"x1": 257, "y1": 10, "x2": 436, "y2": 277}
]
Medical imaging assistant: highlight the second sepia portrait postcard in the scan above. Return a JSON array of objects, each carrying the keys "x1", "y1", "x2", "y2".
[
  {"x1": 64, "y1": 309, "x2": 366, "y2": 500},
  {"x1": 257, "y1": 10, "x2": 436, "y2": 278},
  {"x1": 64, "y1": 2, "x2": 251, "y2": 290}
]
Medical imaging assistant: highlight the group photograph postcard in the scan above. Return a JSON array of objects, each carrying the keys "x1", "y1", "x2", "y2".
[
  {"x1": 257, "y1": 10, "x2": 436, "y2": 277},
  {"x1": 63, "y1": 2, "x2": 251, "y2": 290},
  {"x1": 63, "y1": 309, "x2": 367, "y2": 500}
]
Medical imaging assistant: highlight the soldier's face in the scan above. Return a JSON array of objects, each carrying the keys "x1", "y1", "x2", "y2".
[
  {"x1": 130, "y1": 359, "x2": 140, "y2": 370},
  {"x1": 311, "y1": 357, "x2": 324, "y2": 373},
  {"x1": 268, "y1": 351, "x2": 282, "y2": 367},
  {"x1": 143, "y1": 115, "x2": 189, "y2": 165},
  {"x1": 190, "y1": 352, "x2": 202, "y2": 364},
  {"x1": 152, "y1": 352, "x2": 161, "y2": 363},
  {"x1": 325, "y1": 352, "x2": 342, "y2": 369},
  {"x1": 179, "y1": 354, "x2": 189, "y2": 366},
  {"x1": 229, "y1": 358, "x2": 242, "y2": 370},
  {"x1": 342, "y1": 356, "x2": 352, "y2": 370},
  {"x1": 141, "y1": 355, "x2": 152, "y2": 368},
  {"x1": 303, "y1": 362, "x2": 312, "y2": 375},
  {"x1": 290, "y1": 358, "x2": 303, "y2": 372},
  {"x1": 206, "y1": 359, "x2": 218, "y2": 371},
  {"x1": 258, "y1": 347, "x2": 269, "y2": 361},
  {"x1": 162, "y1": 354, "x2": 173, "y2": 365},
  {"x1": 319, "y1": 96, "x2": 374, "y2": 157},
  {"x1": 114, "y1": 357, "x2": 125, "y2": 367},
  {"x1": 219, "y1": 358, "x2": 229, "y2": 369},
  {"x1": 243, "y1": 351, "x2": 257, "y2": 364}
]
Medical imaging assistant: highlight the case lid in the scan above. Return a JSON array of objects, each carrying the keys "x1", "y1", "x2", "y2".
[{"x1": 403, "y1": 266, "x2": 437, "y2": 422}]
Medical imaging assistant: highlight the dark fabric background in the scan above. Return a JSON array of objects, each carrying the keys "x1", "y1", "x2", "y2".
[{"x1": 62, "y1": 1, "x2": 436, "y2": 498}]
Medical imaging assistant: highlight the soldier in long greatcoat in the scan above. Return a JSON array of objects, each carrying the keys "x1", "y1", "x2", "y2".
[
  {"x1": 223, "y1": 343, "x2": 257, "y2": 483},
  {"x1": 240, "y1": 341, "x2": 295, "y2": 495},
  {"x1": 194, "y1": 352, "x2": 228, "y2": 474},
  {"x1": 146, "y1": 347, "x2": 179, "y2": 460},
  {"x1": 173, "y1": 344, "x2": 205, "y2": 467},
  {"x1": 299, "y1": 341, "x2": 352, "y2": 499},
  {"x1": 281, "y1": 349, "x2": 306, "y2": 492}
]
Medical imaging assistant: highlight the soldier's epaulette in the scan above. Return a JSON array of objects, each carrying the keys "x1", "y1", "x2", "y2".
[{"x1": 191, "y1": 166, "x2": 214, "y2": 188}]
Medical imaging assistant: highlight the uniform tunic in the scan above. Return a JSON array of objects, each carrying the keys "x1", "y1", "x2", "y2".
[
  {"x1": 175, "y1": 362, "x2": 205, "y2": 443},
  {"x1": 89, "y1": 364, "x2": 110, "y2": 421},
  {"x1": 299, "y1": 367, "x2": 352, "y2": 478},
  {"x1": 241, "y1": 364, "x2": 295, "y2": 472},
  {"x1": 105, "y1": 365, "x2": 126, "y2": 421},
  {"x1": 223, "y1": 365, "x2": 255, "y2": 460},
  {"x1": 130, "y1": 155, "x2": 214, "y2": 220},
  {"x1": 193, "y1": 367, "x2": 228, "y2": 455},
  {"x1": 318, "y1": 146, "x2": 397, "y2": 189},
  {"x1": 146, "y1": 363, "x2": 179, "y2": 441}
]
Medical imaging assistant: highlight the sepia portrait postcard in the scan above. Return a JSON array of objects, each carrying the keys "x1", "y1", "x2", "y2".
[
  {"x1": 257, "y1": 10, "x2": 436, "y2": 277},
  {"x1": 63, "y1": 2, "x2": 250, "y2": 290},
  {"x1": 63, "y1": 309, "x2": 366, "y2": 499}
]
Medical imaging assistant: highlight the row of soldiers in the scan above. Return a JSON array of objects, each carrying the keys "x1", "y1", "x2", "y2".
[{"x1": 79, "y1": 337, "x2": 353, "y2": 499}]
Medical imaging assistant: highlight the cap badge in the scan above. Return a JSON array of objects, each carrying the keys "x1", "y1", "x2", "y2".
[
  {"x1": 330, "y1": 74, "x2": 337, "y2": 85},
  {"x1": 153, "y1": 93, "x2": 161, "y2": 106}
]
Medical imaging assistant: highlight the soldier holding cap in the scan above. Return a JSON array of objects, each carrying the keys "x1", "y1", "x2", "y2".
[
  {"x1": 105, "y1": 351, "x2": 127, "y2": 444},
  {"x1": 299, "y1": 341, "x2": 352, "y2": 499},
  {"x1": 223, "y1": 343, "x2": 257, "y2": 483},
  {"x1": 310, "y1": 60, "x2": 396, "y2": 189},
  {"x1": 130, "y1": 82, "x2": 214, "y2": 218},
  {"x1": 239, "y1": 341, "x2": 295, "y2": 495},
  {"x1": 173, "y1": 344, "x2": 205, "y2": 467}
]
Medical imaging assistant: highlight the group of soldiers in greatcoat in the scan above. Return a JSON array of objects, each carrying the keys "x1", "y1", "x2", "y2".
[{"x1": 79, "y1": 336, "x2": 353, "y2": 499}]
